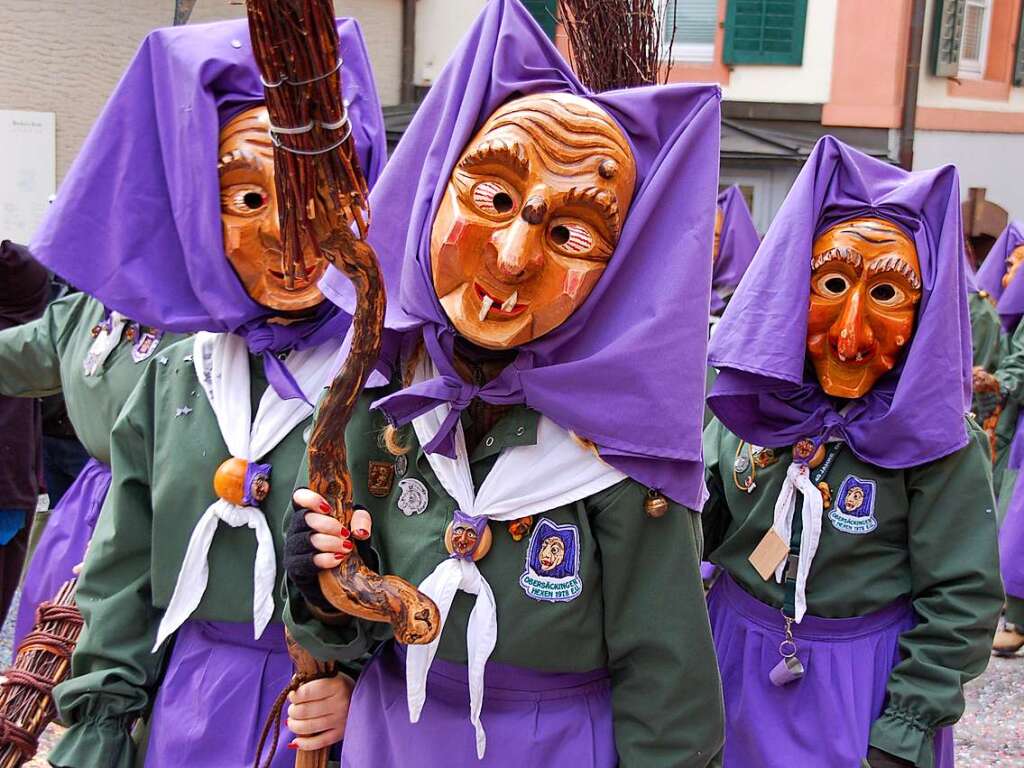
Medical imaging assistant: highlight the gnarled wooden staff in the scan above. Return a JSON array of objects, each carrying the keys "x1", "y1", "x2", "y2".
[{"x1": 245, "y1": 1, "x2": 439, "y2": 765}]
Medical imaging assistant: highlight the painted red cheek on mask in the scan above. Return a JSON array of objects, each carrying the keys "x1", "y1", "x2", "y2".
[{"x1": 562, "y1": 268, "x2": 587, "y2": 299}]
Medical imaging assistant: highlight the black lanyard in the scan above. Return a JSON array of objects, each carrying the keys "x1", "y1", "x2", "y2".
[{"x1": 782, "y1": 442, "x2": 843, "y2": 619}]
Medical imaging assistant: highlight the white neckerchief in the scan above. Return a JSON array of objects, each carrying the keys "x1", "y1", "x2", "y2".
[
  {"x1": 406, "y1": 357, "x2": 625, "y2": 759},
  {"x1": 769, "y1": 462, "x2": 822, "y2": 623},
  {"x1": 82, "y1": 312, "x2": 128, "y2": 376},
  {"x1": 152, "y1": 331, "x2": 343, "y2": 651}
]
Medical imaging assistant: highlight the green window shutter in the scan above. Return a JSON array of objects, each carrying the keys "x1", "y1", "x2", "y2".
[
  {"x1": 723, "y1": 0, "x2": 809, "y2": 66},
  {"x1": 1014, "y1": 5, "x2": 1024, "y2": 86},
  {"x1": 930, "y1": 0, "x2": 965, "y2": 77},
  {"x1": 523, "y1": 0, "x2": 558, "y2": 39}
]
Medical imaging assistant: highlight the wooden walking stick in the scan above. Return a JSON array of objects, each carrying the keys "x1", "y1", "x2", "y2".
[{"x1": 245, "y1": 2, "x2": 439, "y2": 765}]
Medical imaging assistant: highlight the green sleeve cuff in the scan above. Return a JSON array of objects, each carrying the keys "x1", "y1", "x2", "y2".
[
  {"x1": 283, "y1": 579, "x2": 376, "y2": 666},
  {"x1": 47, "y1": 718, "x2": 136, "y2": 768},
  {"x1": 869, "y1": 708, "x2": 936, "y2": 768}
]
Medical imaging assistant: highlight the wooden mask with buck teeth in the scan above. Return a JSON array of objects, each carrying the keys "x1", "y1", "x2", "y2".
[
  {"x1": 807, "y1": 217, "x2": 922, "y2": 398},
  {"x1": 430, "y1": 93, "x2": 637, "y2": 349},
  {"x1": 218, "y1": 106, "x2": 326, "y2": 312}
]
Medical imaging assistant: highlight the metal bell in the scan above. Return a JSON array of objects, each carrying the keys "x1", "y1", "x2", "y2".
[{"x1": 644, "y1": 490, "x2": 669, "y2": 518}]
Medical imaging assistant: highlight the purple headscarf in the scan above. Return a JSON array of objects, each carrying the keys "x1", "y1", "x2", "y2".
[
  {"x1": 29, "y1": 19, "x2": 386, "y2": 398},
  {"x1": 708, "y1": 136, "x2": 971, "y2": 469},
  {"x1": 322, "y1": 0, "x2": 720, "y2": 509},
  {"x1": 711, "y1": 185, "x2": 760, "y2": 314},
  {"x1": 975, "y1": 221, "x2": 1024, "y2": 331}
]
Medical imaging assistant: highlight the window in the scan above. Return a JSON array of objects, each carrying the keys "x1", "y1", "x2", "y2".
[
  {"x1": 722, "y1": 0, "x2": 808, "y2": 66},
  {"x1": 663, "y1": 0, "x2": 718, "y2": 64},
  {"x1": 958, "y1": 0, "x2": 992, "y2": 78}
]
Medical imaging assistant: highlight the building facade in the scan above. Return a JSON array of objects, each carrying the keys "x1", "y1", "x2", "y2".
[
  {"x1": 658, "y1": 0, "x2": 1024, "y2": 231},
  {"x1": 2, "y1": 0, "x2": 1021, "y2": 239}
]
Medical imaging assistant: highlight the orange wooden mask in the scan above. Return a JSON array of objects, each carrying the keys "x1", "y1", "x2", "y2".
[
  {"x1": 807, "y1": 217, "x2": 922, "y2": 399},
  {"x1": 219, "y1": 106, "x2": 325, "y2": 313},
  {"x1": 712, "y1": 207, "x2": 724, "y2": 263},
  {"x1": 430, "y1": 93, "x2": 637, "y2": 349},
  {"x1": 1003, "y1": 245, "x2": 1024, "y2": 289}
]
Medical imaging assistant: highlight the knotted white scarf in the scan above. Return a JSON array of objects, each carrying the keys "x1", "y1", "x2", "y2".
[
  {"x1": 770, "y1": 461, "x2": 825, "y2": 623},
  {"x1": 152, "y1": 331, "x2": 343, "y2": 651},
  {"x1": 406, "y1": 358, "x2": 625, "y2": 758},
  {"x1": 82, "y1": 311, "x2": 128, "y2": 376}
]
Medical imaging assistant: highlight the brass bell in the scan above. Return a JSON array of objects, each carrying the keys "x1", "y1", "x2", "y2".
[{"x1": 644, "y1": 490, "x2": 669, "y2": 518}]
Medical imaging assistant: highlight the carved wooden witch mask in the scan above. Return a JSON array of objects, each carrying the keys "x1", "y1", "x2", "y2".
[
  {"x1": 430, "y1": 93, "x2": 637, "y2": 349},
  {"x1": 1004, "y1": 244, "x2": 1024, "y2": 289},
  {"x1": 219, "y1": 105, "x2": 326, "y2": 312},
  {"x1": 712, "y1": 207, "x2": 724, "y2": 263},
  {"x1": 807, "y1": 217, "x2": 922, "y2": 399}
]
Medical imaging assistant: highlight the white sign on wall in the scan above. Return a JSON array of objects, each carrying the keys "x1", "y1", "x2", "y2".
[{"x1": 0, "y1": 110, "x2": 56, "y2": 244}]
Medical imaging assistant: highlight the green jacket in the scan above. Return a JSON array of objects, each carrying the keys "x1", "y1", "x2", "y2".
[
  {"x1": 993, "y1": 318, "x2": 1024, "y2": 511},
  {"x1": 0, "y1": 292, "x2": 183, "y2": 464},
  {"x1": 50, "y1": 338, "x2": 311, "y2": 768},
  {"x1": 286, "y1": 383, "x2": 725, "y2": 768},
  {"x1": 702, "y1": 417, "x2": 1002, "y2": 768}
]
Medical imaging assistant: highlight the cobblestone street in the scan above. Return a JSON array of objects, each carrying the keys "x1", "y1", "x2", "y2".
[{"x1": 1, "y1": 584, "x2": 1021, "y2": 766}]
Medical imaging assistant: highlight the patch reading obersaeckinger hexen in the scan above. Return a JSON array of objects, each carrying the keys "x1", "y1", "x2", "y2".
[
  {"x1": 519, "y1": 519, "x2": 582, "y2": 603},
  {"x1": 396, "y1": 478, "x2": 429, "y2": 516},
  {"x1": 828, "y1": 475, "x2": 878, "y2": 534}
]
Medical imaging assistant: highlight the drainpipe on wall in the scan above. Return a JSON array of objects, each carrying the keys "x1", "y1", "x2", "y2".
[
  {"x1": 899, "y1": 0, "x2": 927, "y2": 170},
  {"x1": 401, "y1": 0, "x2": 417, "y2": 103}
]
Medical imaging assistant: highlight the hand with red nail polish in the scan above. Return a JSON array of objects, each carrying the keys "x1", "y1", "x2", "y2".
[{"x1": 286, "y1": 673, "x2": 354, "y2": 752}]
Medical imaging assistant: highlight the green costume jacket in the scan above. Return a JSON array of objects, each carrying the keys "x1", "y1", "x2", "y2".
[
  {"x1": 702, "y1": 417, "x2": 1002, "y2": 768},
  {"x1": 0, "y1": 293, "x2": 183, "y2": 465},
  {"x1": 993, "y1": 318, "x2": 1024, "y2": 514},
  {"x1": 0, "y1": 292, "x2": 183, "y2": 556},
  {"x1": 285, "y1": 383, "x2": 726, "y2": 768},
  {"x1": 50, "y1": 338, "x2": 310, "y2": 768}
]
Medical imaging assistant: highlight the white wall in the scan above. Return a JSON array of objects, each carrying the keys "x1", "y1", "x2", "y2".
[
  {"x1": 0, "y1": 0, "x2": 402, "y2": 181},
  {"x1": 913, "y1": 130, "x2": 1024, "y2": 219},
  {"x1": 720, "y1": 0, "x2": 838, "y2": 104},
  {"x1": 415, "y1": 0, "x2": 487, "y2": 86}
]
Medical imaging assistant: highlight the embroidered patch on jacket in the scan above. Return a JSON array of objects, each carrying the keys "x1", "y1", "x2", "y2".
[
  {"x1": 131, "y1": 328, "x2": 164, "y2": 363},
  {"x1": 828, "y1": 475, "x2": 878, "y2": 534},
  {"x1": 519, "y1": 519, "x2": 582, "y2": 603},
  {"x1": 396, "y1": 478, "x2": 429, "y2": 516},
  {"x1": 367, "y1": 460, "x2": 396, "y2": 497}
]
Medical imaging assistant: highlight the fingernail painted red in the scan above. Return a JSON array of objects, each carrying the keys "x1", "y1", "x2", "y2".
[
  {"x1": 342, "y1": 540, "x2": 354, "y2": 552},
  {"x1": 334, "y1": 552, "x2": 345, "y2": 560},
  {"x1": 319, "y1": 501, "x2": 332, "y2": 514},
  {"x1": 355, "y1": 529, "x2": 369, "y2": 539},
  {"x1": 339, "y1": 527, "x2": 350, "y2": 539},
  {"x1": 287, "y1": 743, "x2": 298, "y2": 750}
]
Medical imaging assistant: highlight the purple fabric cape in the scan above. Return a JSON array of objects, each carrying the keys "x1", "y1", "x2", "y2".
[
  {"x1": 708, "y1": 136, "x2": 971, "y2": 469},
  {"x1": 321, "y1": 0, "x2": 721, "y2": 509},
  {"x1": 975, "y1": 221, "x2": 1024, "y2": 331},
  {"x1": 711, "y1": 185, "x2": 760, "y2": 314},
  {"x1": 29, "y1": 17, "x2": 385, "y2": 400}
]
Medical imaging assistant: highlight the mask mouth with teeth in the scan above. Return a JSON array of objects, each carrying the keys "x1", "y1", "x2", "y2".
[
  {"x1": 806, "y1": 217, "x2": 922, "y2": 399},
  {"x1": 429, "y1": 93, "x2": 637, "y2": 350},
  {"x1": 219, "y1": 105, "x2": 326, "y2": 313}
]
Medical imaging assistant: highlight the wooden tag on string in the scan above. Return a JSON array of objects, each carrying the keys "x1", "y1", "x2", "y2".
[{"x1": 748, "y1": 529, "x2": 789, "y2": 581}]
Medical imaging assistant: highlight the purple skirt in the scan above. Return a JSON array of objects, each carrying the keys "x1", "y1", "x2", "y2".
[
  {"x1": 145, "y1": 621, "x2": 298, "y2": 767},
  {"x1": 342, "y1": 642, "x2": 615, "y2": 767},
  {"x1": 14, "y1": 458, "x2": 110, "y2": 646},
  {"x1": 999, "y1": 475, "x2": 1024, "y2": 598},
  {"x1": 708, "y1": 575, "x2": 953, "y2": 768}
]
